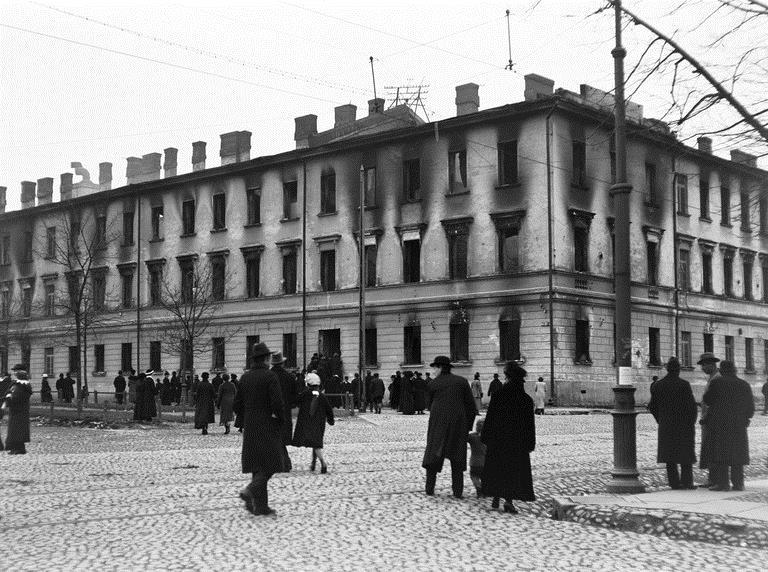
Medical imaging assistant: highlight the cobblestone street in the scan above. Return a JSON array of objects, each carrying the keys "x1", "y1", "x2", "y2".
[{"x1": 2, "y1": 411, "x2": 768, "y2": 571}]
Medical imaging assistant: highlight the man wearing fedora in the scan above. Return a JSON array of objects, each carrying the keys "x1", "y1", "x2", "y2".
[
  {"x1": 234, "y1": 342, "x2": 292, "y2": 516},
  {"x1": 697, "y1": 352, "x2": 721, "y2": 488},
  {"x1": 648, "y1": 357, "x2": 698, "y2": 489},
  {"x1": 422, "y1": 356, "x2": 477, "y2": 499},
  {"x1": 270, "y1": 351, "x2": 298, "y2": 446}
]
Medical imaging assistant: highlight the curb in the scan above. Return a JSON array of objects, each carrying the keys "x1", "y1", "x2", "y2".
[{"x1": 551, "y1": 496, "x2": 768, "y2": 548}]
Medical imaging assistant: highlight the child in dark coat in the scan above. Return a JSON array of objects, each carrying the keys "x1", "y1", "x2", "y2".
[{"x1": 468, "y1": 418, "x2": 486, "y2": 497}]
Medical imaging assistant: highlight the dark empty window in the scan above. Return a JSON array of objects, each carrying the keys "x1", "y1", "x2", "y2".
[
  {"x1": 282, "y1": 250, "x2": 297, "y2": 294},
  {"x1": 246, "y1": 187, "x2": 261, "y2": 225},
  {"x1": 403, "y1": 158, "x2": 421, "y2": 201},
  {"x1": 211, "y1": 256, "x2": 226, "y2": 300},
  {"x1": 499, "y1": 227, "x2": 520, "y2": 272},
  {"x1": 744, "y1": 259, "x2": 753, "y2": 300},
  {"x1": 681, "y1": 331, "x2": 692, "y2": 367},
  {"x1": 246, "y1": 335, "x2": 260, "y2": 365},
  {"x1": 646, "y1": 242, "x2": 658, "y2": 286},
  {"x1": 499, "y1": 318, "x2": 521, "y2": 361},
  {"x1": 702, "y1": 251, "x2": 713, "y2": 294},
  {"x1": 645, "y1": 163, "x2": 657, "y2": 205},
  {"x1": 45, "y1": 284, "x2": 55, "y2": 317},
  {"x1": 2, "y1": 235, "x2": 10, "y2": 264},
  {"x1": 181, "y1": 338, "x2": 193, "y2": 371},
  {"x1": 121, "y1": 273, "x2": 133, "y2": 308},
  {"x1": 180, "y1": 260, "x2": 194, "y2": 304},
  {"x1": 363, "y1": 166, "x2": 376, "y2": 207},
  {"x1": 721, "y1": 186, "x2": 731, "y2": 225},
  {"x1": 574, "y1": 227, "x2": 589, "y2": 272},
  {"x1": 22, "y1": 288, "x2": 32, "y2": 317},
  {"x1": 700, "y1": 176, "x2": 710, "y2": 219},
  {"x1": 449, "y1": 149, "x2": 467, "y2": 193},
  {"x1": 283, "y1": 181, "x2": 298, "y2": 219},
  {"x1": 404, "y1": 325, "x2": 421, "y2": 365},
  {"x1": 182, "y1": 200, "x2": 195, "y2": 235},
  {"x1": 745, "y1": 337, "x2": 754, "y2": 371},
  {"x1": 320, "y1": 171, "x2": 336, "y2": 214},
  {"x1": 245, "y1": 252, "x2": 260, "y2": 298},
  {"x1": 575, "y1": 319, "x2": 591, "y2": 363},
  {"x1": 213, "y1": 193, "x2": 226, "y2": 230},
  {"x1": 760, "y1": 196, "x2": 768, "y2": 235},
  {"x1": 365, "y1": 245, "x2": 377, "y2": 288},
  {"x1": 92, "y1": 272, "x2": 106, "y2": 310},
  {"x1": 648, "y1": 328, "x2": 661, "y2": 366},
  {"x1": 704, "y1": 333, "x2": 714, "y2": 354},
  {"x1": 94, "y1": 344, "x2": 105, "y2": 372},
  {"x1": 676, "y1": 174, "x2": 688, "y2": 216},
  {"x1": 23, "y1": 231, "x2": 33, "y2": 262},
  {"x1": 283, "y1": 333, "x2": 297, "y2": 368},
  {"x1": 95, "y1": 216, "x2": 106, "y2": 250},
  {"x1": 151, "y1": 205, "x2": 164, "y2": 240},
  {"x1": 725, "y1": 335, "x2": 735, "y2": 362},
  {"x1": 723, "y1": 253, "x2": 734, "y2": 296},
  {"x1": 678, "y1": 248, "x2": 690, "y2": 291},
  {"x1": 763, "y1": 262, "x2": 768, "y2": 302},
  {"x1": 149, "y1": 264, "x2": 163, "y2": 306},
  {"x1": 320, "y1": 250, "x2": 336, "y2": 291},
  {"x1": 365, "y1": 328, "x2": 378, "y2": 366},
  {"x1": 572, "y1": 140, "x2": 586, "y2": 187},
  {"x1": 403, "y1": 240, "x2": 420, "y2": 283},
  {"x1": 741, "y1": 192, "x2": 751, "y2": 232},
  {"x1": 121, "y1": 343, "x2": 132, "y2": 372},
  {"x1": 69, "y1": 345, "x2": 79, "y2": 374},
  {"x1": 498, "y1": 140, "x2": 518, "y2": 186},
  {"x1": 212, "y1": 338, "x2": 225, "y2": 370},
  {"x1": 447, "y1": 232, "x2": 469, "y2": 279},
  {"x1": 450, "y1": 322, "x2": 469, "y2": 362},
  {"x1": 123, "y1": 211, "x2": 134, "y2": 245},
  {"x1": 150, "y1": 341, "x2": 161, "y2": 372}
]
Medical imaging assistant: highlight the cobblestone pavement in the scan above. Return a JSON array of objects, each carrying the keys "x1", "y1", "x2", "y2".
[{"x1": 2, "y1": 411, "x2": 768, "y2": 571}]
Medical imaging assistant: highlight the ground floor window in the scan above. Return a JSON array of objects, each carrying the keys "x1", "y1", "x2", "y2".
[
  {"x1": 69, "y1": 345, "x2": 80, "y2": 374},
  {"x1": 94, "y1": 345, "x2": 105, "y2": 372},
  {"x1": 246, "y1": 335, "x2": 260, "y2": 367},
  {"x1": 283, "y1": 333, "x2": 297, "y2": 368},
  {"x1": 149, "y1": 341, "x2": 161, "y2": 372},
  {"x1": 44, "y1": 347, "x2": 55, "y2": 376},
  {"x1": 499, "y1": 318, "x2": 521, "y2": 362},
  {"x1": 121, "y1": 343, "x2": 132, "y2": 373},
  {"x1": 212, "y1": 338, "x2": 225, "y2": 370},
  {"x1": 680, "y1": 331, "x2": 692, "y2": 368},
  {"x1": 648, "y1": 328, "x2": 661, "y2": 366},
  {"x1": 365, "y1": 328, "x2": 377, "y2": 366},
  {"x1": 449, "y1": 322, "x2": 469, "y2": 362},
  {"x1": 404, "y1": 325, "x2": 421, "y2": 365},
  {"x1": 575, "y1": 320, "x2": 591, "y2": 364}
]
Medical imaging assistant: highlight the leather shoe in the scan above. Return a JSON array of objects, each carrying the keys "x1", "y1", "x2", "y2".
[
  {"x1": 239, "y1": 489, "x2": 256, "y2": 514},
  {"x1": 708, "y1": 485, "x2": 730, "y2": 491},
  {"x1": 732, "y1": 485, "x2": 745, "y2": 491}
]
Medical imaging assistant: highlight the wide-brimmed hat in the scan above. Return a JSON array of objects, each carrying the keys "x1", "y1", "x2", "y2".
[
  {"x1": 270, "y1": 352, "x2": 287, "y2": 365},
  {"x1": 251, "y1": 342, "x2": 272, "y2": 359},
  {"x1": 11, "y1": 363, "x2": 26, "y2": 372},
  {"x1": 696, "y1": 352, "x2": 720, "y2": 365},
  {"x1": 505, "y1": 361, "x2": 527, "y2": 378},
  {"x1": 305, "y1": 372, "x2": 321, "y2": 386},
  {"x1": 429, "y1": 356, "x2": 452, "y2": 367}
]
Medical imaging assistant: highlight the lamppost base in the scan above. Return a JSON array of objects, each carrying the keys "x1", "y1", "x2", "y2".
[{"x1": 606, "y1": 476, "x2": 645, "y2": 494}]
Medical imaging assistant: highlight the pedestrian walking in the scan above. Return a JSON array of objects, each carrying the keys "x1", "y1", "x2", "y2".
[
  {"x1": 160, "y1": 375, "x2": 173, "y2": 406},
  {"x1": 702, "y1": 360, "x2": 754, "y2": 491},
  {"x1": 534, "y1": 377, "x2": 546, "y2": 415},
  {"x1": 762, "y1": 377, "x2": 768, "y2": 416},
  {"x1": 62, "y1": 372, "x2": 75, "y2": 404},
  {"x1": 471, "y1": 373, "x2": 483, "y2": 412},
  {"x1": 422, "y1": 356, "x2": 477, "y2": 498},
  {"x1": 413, "y1": 372, "x2": 427, "y2": 414},
  {"x1": 388, "y1": 374, "x2": 400, "y2": 410},
  {"x1": 171, "y1": 372, "x2": 181, "y2": 405},
  {"x1": 400, "y1": 371, "x2": 415, "y2": 415},
  {"x1": 217, "y1": 373, "x2": 236, "y2": 434},
  {"x1": 647, "y1": 357, "x2": 697, "y2": 490},
  {"x1": 234, "y1": 342, "x2": 292, "y2": 516},
  {"x1": 3, "y1": 364, "x2": 33, "y2": 455},
  {"x1": 128, "y1": 370, "x2": 138, "y2": 404},
  {"x1": 488, "y1": 373, "x2": 502, "y2": 401},
  {"x1": 113, "y1": 371, "x2": 126, "y2": 405},
  {"x1": 56, "y1": 373, "x2": 64, "y2": 402},
  {"x1": 271, "y1": 352, "x2": 298, "y2": 445},
  {"x1": 697, "y1": 352, "x2": 721, "y2": 487},
  {"x1": 481, "y1": 361, "x2": 536, "y2": 514},
  {"x1": 468, "y1": 418, "x2": 487, "y2": 497},
  {"x1": 292, "y1": 373, "x2": 335, "y2": 474},
  {"x1": 212, "y1": 372, "x2": 223, "y2": 395},
  {"x1": 143, "y1": 370, "x2": 158, "y2": 421},
  {"x1": 370, "y1": 373, "x2": 385, "y2": 414},
  {"x1": 364, "y1": 370, "x2": 374, "y2": 412},
  {"x1": 40, "y1": 374, "x2": 53, "y2": 403},
  {"x1": 80, "y1": 383, "x2": 89, "y2": 406},
  {"x1": 194, "y1": 372, "x2": 216, "y2": 435}
]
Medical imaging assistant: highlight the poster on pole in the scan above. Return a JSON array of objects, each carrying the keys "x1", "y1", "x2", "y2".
[{"x1": 618, "y1": 366, "x2": 633, "y2": 386}]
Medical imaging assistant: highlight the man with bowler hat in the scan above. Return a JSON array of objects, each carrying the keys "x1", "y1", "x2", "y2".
[
  {"x1": 422, "y1": 356, "x2": 477, "y2": 498},
  {"x1": 234, "y1": 342, "x2": 292, "y2": 516},
  {"x1": 697, "y1": 352, "x2": 721, "y2": 487},
  {"x1": 648, "y1": 357, "x2": 698, "y2": 489}
]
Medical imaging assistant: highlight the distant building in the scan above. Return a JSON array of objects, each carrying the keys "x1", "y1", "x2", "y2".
[{"x1": 1, "y1": 74, "x2": 766, "y2": 405}]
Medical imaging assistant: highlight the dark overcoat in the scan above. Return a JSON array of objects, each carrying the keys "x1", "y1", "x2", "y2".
[
  {"x1": 40, "y1": 379, "x2": 53, "y2": 403},
  {"x1": 272, "y1": 365, "x2": 298, "y2": 445},
  {"x1": 133, "y1": 378, "x2": 146, "y2": 420},
  {"x1": 702, "y1": 373, "x2": 754, "y2": 465},
  {"x1": 481, "y1": 380, "x2": 536, "y2": 501},
  {"x1": 144, "y1": 377, "x2": 158, "y2": 419},
  {"x1": 4, "y1": 381, "x2": 32, "y2": 448},
  {"x1": 292, "y1": 389, "x2": 335, "y2": 449},
  {"x1": 194, "y1": 381, "x2": 216, "y2": 428},
  {"x1": 421, "y1": 373, "x2": 477, "y2": 471},
  {"x1": 400, "y1": 374, "x2": 415, "y2": 414},
  {"x1": 699, "y1": 370, "x2": 721, "y2": 469},
  {"x1": 370, "y1": 377, "x2": 385, "y2": 401},
  {"x1": 648, "y1": 373, "x2": 697, "y2": 464},
  {"x1": 412, "y1": 377, "x2": 427, "y2": 411},
  {"x1": 217, "y1": 380, "x2": 237, "y2": 425},
  {"x1": 233, "y1": 364, "x2": 292, "y2": 475}
]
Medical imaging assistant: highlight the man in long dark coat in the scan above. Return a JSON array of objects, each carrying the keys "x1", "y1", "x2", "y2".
[
  {"x1": 703, "y1": 360, "x2": 754, "y2": 491},
  {"x1": 648, "y1": 357, "x2": 698, "y2": 489},
  {"x1": 422, "y1": 356, "x2": 477, "y2": 498},
  {"x1": 194, "y1": 372, "x2": 215, "y2": 434},
  {"x1": 270, "y1": 351, "x2": 298, "y2": 446},
  {"x1": 697, "y1": 352, "x2": 722, "y2": 487},
  {"x1": 114, "y1": 371, "x2": 126, "y2": 404},
  {"x1": 4, "y1": 365, "x2": 32, "y2": 455},
  {"x1": 481, "y1": 361, "x2": 535, "y2": 513},
  {"x1": 62, "y1": 372, "x2": 75, "y2": 403},
  {"x1": 143, "y1": 370, "x2": 158, "y2": 421},
  {"x1": 133, "y1": 372, "x2": 147, "y2": 420},
  {"x1": 234, "y1": 342, "x2": 291, "y2": 516}
]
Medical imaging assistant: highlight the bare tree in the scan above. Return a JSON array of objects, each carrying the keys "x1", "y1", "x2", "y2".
[
  {"x1": 0, "y1": 292, "x2": 30, "y2": 375},
  {"x1": 157, "y1": 256, "x2": 241, "y2": 375},
  {"x1": 35, "y1": 205, "x2": 121, "y2": 412}
]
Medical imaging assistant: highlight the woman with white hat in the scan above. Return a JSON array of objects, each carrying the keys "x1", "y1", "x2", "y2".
[{"x1": 292, "y1": 371, "x2": 335, "y2": 473}]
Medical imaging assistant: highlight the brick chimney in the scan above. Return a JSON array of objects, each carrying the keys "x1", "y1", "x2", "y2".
[
  {"x1": 60, "y1": 173, "x2": 73, "y2": 201},
  {"x1": 455, "y1": 83, "x2": 479, "y2": 116},
  {"x1": 21, "y1": 181, "x2": 36, "y2": 209},
  {"x1": 126, "y1": 157, "x2": 142, "y2": 184},
  {"x1": 730, "y1": 149, "x2": 757, "y2": 168},
  {"x1": 294, "y1": 115, "x2": 317, "y2": 149},
  {"x1": 368, "y1": 98, "x2": 384, "y2": 115},
  {"x1": 0, "y1": 187, "x2": 6, "y2": 214},
  {"x1": 192, "y1": 141, "x2": 206, "y2": 171},
  {"x1": 141, "y1": 153, "x2": 162, "y2": 181},
  {"x1": 164, "y1": 148, "x2": 178, "y2": 178},
  {"x1": 237, "y1": 131, "x2": 251, "y2": 162},
  {"x1": 220, "y1": 132, "x2": 238, "y2": 165},
  {"x1": 524, "y1": 73, "x2": 554, "y2": 101},
  {"x1": 37, "y1": 177, "x2": 53, "y2": 205},
  {"x1": 99, "y1": 162, "x2": 112, "y2": 191},
  {"x1": 697, "y1": 137, "x2": 712, "y2": 154},
  {"x1": 335, "y1": 104, "x2": 357, "y2": 127}
]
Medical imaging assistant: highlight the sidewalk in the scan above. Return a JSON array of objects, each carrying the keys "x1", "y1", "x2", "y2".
[{"x1": 553, "y1": 479, "x2": 768, "y2": 548}]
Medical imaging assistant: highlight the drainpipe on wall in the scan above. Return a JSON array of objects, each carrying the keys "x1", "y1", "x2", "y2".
[
  {"x1": 546, "y1": 102, "x2": 558, "y2": 405},
  {"x1": 136, "y1": 187, "x2": 142, "y2": 370},
  {"x1": 302, "y1": 158, "x2": 307, "y2": 370},
  {"x1": 672, "y1": 156, "x2": 679, "y2": 357}
]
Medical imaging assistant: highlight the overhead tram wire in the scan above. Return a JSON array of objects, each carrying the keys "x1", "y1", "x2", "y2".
[{"x1": 0, "y1": 23, "x2": 347, "y2": 106}]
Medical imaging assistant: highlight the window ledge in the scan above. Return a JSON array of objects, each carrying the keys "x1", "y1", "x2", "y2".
[
  {"x1": 647, "y1": 364, "x2": 664, "y2": 369},
  {"x1": 280, "y1": 217, "x2": 300, "y2": 223},
  {"x1": 571, "y1": 183, "x2": 590, "y2": 191},
  {"x1": 450, "y1": 360, "x2": 473, "y2": 367},
  {"x1": 446, "y1": 190, "x2": 470, "y2": 197},
  {"x1": 744, "y1": 369, "x2": 757, "y2": 375},
  {"x1": 676, "y1": 211, "x2": 691, "y2": 218},
  {"x1": 180, "y1": 232, "x2": 197, "y2": 238},
  {"x1": 91, "y1": 371, "x2": 107, "y2": 377},
  {"x1": 573, "y1": 360, "x2": 593, "y2": 366},
  {"x1": 317, "y1": 211, "x2": 337, "y2": 217},
  {"x1": 364, "y1": 205, "x2": 379, "y2": 211},
  {"x1": 244, "y1": 222, "x2": 262, "y2": 228},
  {"x1": 721, "y1": 222, "x2": 733, "y2": 228},
  {"x1": 740, "y1": 226, "x2": 751, "y2": 233},
  {"x1": 149, "y1": 237, "x2": 164, "y2": 243},
  {"x1": 495, "y1": 181, "x2": 521, "y2": 190},
  {"x1": 364, "y1": 363, "x2": 381, "y2": 369},
  {"x1": 681, "y1": 366, "x2": 695, "y2": 371},
  {"x1": 401, "y1": 198, "x2": 422, "y2": 205},
  {"x1": 210, "y1": 227, "x2": 228, "y2": 234},
  {"x1": 699, "y1": 216, "x2": 712, "y2": 223},
  {"x1": 399, "y1": 363, "x2": 425, "y2": 368},
  {"x1": 120, "y1": 243, "x2": 135, "y2": 248}
]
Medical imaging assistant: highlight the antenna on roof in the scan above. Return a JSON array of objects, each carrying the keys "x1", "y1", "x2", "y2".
[
  {"x1": 370, "y1": 56, "x2": 378, "y2": 100},
  {"x1": 505, "y1": 9, "x2": 514, "y2": 71},
  {"x1": 384, "y1": 84, "x2": 430, "y2": 121}
]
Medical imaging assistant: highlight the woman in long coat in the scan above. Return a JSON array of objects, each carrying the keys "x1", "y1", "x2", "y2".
[
  {"x1": 702, "y1": 360, "x2": 754, "y2": 490},
  {"x1": 412, "y1": 373, "x2": 427, "y2": 414},
  {"x1": 292, "y1": 376, "x2": 335, "y2": 473},
  {"x1": 400, "y1": 371, "x2": 415, "y2": 415},
  {"x1": 217, "y1": 374, "x2": 237, "y2": 434},
  {"x1": 40, "y1": 376, "x2": 53, "y2": 403},
  {"x1": 471, "y1": 373, "x2": 483, "y2": 412},
  {"x1": 194, "y1": 373, "x2": 216, "y2": 435},
  {"x1": 422, "y1": 356, "x2": 477, "y2": 498},
  {"x1": 143, "y1": 373, "x2": 158, "y2": 421},
  {"x1": 4, "y1": 370, "x2": 32, "y2": 454},
  {"x1": 481, "y1": 361, "x2": 536, "y2": 513}
]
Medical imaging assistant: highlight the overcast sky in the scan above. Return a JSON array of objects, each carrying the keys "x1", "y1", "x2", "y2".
[{"x1": 0, "y1": 0, "x2": 762, "y2": 211}]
